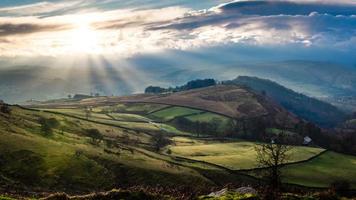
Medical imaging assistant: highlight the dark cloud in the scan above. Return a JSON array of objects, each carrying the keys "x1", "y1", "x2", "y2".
[
  {"x1": 144, "y1": 0, "x2": 356, "y2": 48},
  {"x1": 0, "y1": 23, "x2": 70, "y2": 37},
  {"x1": 148, "y1": 1, "x2": 356, "y2": 31},
  {"x1": 219, "y1": 1, "x2": 356, "y2": 16}
]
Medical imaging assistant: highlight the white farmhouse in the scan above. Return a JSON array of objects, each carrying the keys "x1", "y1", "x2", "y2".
[{"x1": 303, "y1": 136, "x2": 312, "y2": 145}]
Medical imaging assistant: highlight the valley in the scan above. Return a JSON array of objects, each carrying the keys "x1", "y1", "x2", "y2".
[{"x1": 1, "y1": 84, "x2": 356, "y2": 199}]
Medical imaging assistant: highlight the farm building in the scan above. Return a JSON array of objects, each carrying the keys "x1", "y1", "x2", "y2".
[{"x1": 303, "y1": 136, "x2": 312, "y2": 145}]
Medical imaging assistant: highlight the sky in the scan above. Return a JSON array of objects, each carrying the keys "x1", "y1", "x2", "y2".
[{"x1": 0, "y1": 0, "x2": 356, "y2": 103}]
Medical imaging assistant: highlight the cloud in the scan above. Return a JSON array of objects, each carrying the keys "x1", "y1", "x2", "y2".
[
  {"x1": 0, "y1": 1, "x2": 88, "y2": 17},
  {"x1": 145, "y1": 0, "x2": 356, "y2": 48},
  {"x1": 0, "y1": 23, "x2": 69, "y2": 37},
  {"x1": 0, "y1": 0, "x2": 355, "y2": 57},
  {"x1": 216, "y1": 0, "x2": 356, "y2": 16}
]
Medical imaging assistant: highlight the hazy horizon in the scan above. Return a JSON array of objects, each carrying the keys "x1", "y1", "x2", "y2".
[{"x1": 0, "y1": 0, "x2": 355, "y2": 103}]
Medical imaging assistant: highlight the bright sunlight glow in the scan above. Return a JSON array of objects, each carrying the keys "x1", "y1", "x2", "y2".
[{"x1": 69, "y1": 19, "x2": 101, "y2": 54}]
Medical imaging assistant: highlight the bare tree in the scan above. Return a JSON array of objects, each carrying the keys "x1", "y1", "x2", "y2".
[{"x1": 254, "y1": 133, "x2": 292, "y2": 198}]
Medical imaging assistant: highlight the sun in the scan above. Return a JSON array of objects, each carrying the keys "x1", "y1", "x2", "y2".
[{"x1": 69, "y1": 18, "x2": 101, "y2": 54}]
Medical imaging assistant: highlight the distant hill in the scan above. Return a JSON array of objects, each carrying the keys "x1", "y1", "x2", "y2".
[
  {"x1": 31, "y1": 83, "x2": 301, "y2": 129},
  {"x1": 114, "y1": 85, "x2": 301, "y2": 130},
  {"x1": 224, "y1": 76, "x2": 347, "y2": 128}
]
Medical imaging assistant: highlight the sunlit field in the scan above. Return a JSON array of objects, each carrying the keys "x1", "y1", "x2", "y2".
[{"x1": 168, "y1": 137, "x2": 324, "y2": 170}]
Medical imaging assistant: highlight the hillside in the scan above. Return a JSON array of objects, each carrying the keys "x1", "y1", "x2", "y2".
[
  {"x1": 224, "y1": 76, "x2": 347, "y2": 128},
  {"x1": 1, "y1": 100, "x2": 356, "y2": 199},
  {"x1": 0, "y1": 106, "x2": 218, "y2": 197},
  {"x1": 29, "y1": 85, "x2": 301, "y2": 130}
]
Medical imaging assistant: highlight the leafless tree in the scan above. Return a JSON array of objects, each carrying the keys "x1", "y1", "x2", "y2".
[{"x1": 255, "y1": 133, "x2": 293, "y2": 198}]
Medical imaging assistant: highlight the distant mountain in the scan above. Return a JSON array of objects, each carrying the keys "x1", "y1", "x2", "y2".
[{"x1": 224, "y1": 76, "x2": 348, "y2": 128}]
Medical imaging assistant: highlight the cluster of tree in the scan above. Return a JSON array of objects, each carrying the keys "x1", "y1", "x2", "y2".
[
  {"x1": 173, "y1": 117, "x2": 223, "y2": 137},
  {"x1": 38, "y1": 117, "x2": 60, "y2": 136},
  {"x1": 294, "y1": 121, "x2": 356, "y2": 155},
  {"x1": 85, "y1": 129, "x2": 104, "y2": 145},
  {"x1": 144, "y1": 86, "x2": 167, "y2": 94},
  {"x1": 0, "y1": 103, "x2": 11, "y2": 114},
  {"x1": 150, "y1": 133, "x2": 172, "y2": 151},
  {"x1": 67, "y1": 93, "x2": 102, "y2": 99},
  {"x1": 145, "y1": 79, "x2": 217, "y2": 94}
]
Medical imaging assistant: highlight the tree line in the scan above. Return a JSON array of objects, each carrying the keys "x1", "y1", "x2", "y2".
[{"x1": 145, "y1": 79, "x2": 217, "y2": 94}]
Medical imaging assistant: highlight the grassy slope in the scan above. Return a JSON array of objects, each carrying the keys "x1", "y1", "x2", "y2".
[
  {"x1": 168, "y1": 137, "x2": 324, "y2": 170},
  {"x1": 282, "y1": 151, "x2": 356, "y2": 188},
  {"x1": 38, "y1": 107, "x2": 186, "y2": 135},
  {"x1": 3, "y1": 102, "x2": 356, "y2": 192},
  {"x1": 0, "y1": 107, "x2": 212, "y2": 192}
]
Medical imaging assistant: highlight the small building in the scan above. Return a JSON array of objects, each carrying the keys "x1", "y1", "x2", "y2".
[
  {"x1": 0, "y1": 99, "x2": 4, "y2": 105},
  {"x1": 303, "y1": 136, "x2": 312, "y2": 145}
]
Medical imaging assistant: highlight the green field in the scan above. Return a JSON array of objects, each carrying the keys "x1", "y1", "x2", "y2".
[
  {"x1": 108, "y1": 113, "x2": 150, "y2": 122},
  {"x1": 168, "y1": 137, "x2": 324, "y2": 170},
  {"x1": 149, "y1": 106, "x2": 203, "y2": 121},
  {"x1": 282, "y1": 151, "x2": 356, "y2": 188},
  {"x1": 185, "y1": 112, "x2": 229, "y2": 123}
]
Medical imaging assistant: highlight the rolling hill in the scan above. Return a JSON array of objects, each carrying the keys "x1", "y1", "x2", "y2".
[
  {"x1": 1, "y1": 97, "x2": 356, "y2": 199},
  {"x1": 224, "y1": 76, "x2": 348, "y2": 128},
  {"x1": 33, "y1": 84, "x2": 300, "y2": 127}
]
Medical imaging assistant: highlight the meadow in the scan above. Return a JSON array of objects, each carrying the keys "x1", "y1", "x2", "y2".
[
  {"x1": 168, "y1": 137, "x2": 324, "y2": 170},
  {"x1": 282, "y1": 151, "x2": 356, "y2": 188}
]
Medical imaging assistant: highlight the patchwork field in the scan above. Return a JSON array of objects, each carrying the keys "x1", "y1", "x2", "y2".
[
  {"x1": 36, "y1": 107, "x2": 187, "y2": 135},
  {"x1": 1, "y1": 101, "x2": 355, "y2": 195}
]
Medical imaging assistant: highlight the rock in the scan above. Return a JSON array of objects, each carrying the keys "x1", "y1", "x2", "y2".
[
  {"x1": 207, "y1": 188, "x2": 228, "y2": 197},
  {"x1": 235, "y1": 187, "x2": 258, "y2": 195}
]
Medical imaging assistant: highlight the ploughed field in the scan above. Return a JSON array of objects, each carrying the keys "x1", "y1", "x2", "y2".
[{"x1": 1, "y1": 99, "x2": 356, "y2": 196}]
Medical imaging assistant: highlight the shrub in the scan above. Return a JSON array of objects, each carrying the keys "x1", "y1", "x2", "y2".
[
  {"x1": 316, "y1": 189, "x2": 338, "y2": 200},
  {"x1": 330, "y1": 180, "x2": 351, "y2": 196},
  {"x1": 85, "y1": 129, "x2": 103, "y2": 145},
  {"x1": 38, "y1": 117, "x2": 60, "y2": 136}
]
